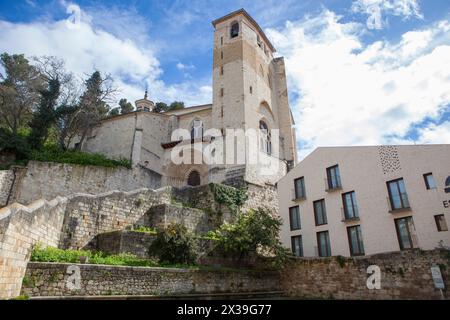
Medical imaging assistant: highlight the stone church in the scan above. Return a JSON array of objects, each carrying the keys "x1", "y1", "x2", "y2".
[{"x1": 76, "y1": 9, "x2": 297, "y2": 188}]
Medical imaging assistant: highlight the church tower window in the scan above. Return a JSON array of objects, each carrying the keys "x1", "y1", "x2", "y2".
[
  {"x1": 230, "y1": 22, "x2": 239, "y2": 38},
  {"x1": 191, "y1": 119, "x2": 203, "y2": 140}
]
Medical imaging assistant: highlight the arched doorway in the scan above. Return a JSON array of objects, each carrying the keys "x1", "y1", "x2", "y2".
[{"x1": 187, "y1": 170, "x2": 201, "y2": 186}]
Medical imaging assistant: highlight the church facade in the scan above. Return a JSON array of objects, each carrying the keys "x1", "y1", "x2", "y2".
[{"x1": 76, "y1": 9, "x2": 297, "y2": 188}]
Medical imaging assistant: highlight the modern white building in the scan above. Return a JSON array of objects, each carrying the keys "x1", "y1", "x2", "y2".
[{"x1": 278, "y1": 145, "x2": 450, "y2": 257}]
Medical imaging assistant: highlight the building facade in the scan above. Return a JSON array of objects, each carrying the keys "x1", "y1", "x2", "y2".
[
  {"x1": 278, "y1": 145, "x2": 450, "y2": 257},
  {"x1": 75, "y1": 9, "x2": 297, "y2": 188}
]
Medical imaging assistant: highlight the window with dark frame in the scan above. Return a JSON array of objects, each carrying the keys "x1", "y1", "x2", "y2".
[
  {"x1": 423, "y1": 173, "x2": 437, "y2": 190},
  {"x1": 347, "y1": 225, "x2": 365, "y2": 256},
  {"x1": 317, "y1": 231, "x2": 331, "y2": 257},
  {"x1": 387, "y1": 178, "x2": 410, "y2": 210},
  {"x1": 291, "y1": 235, "x2": 303, "y2": 257},
  {"x1": 294, "y1": 177, "x2": 306, "y2": 199},
  {"x1": 394, "y1": 216, "x2": 415, "y2": 250},
  {"x1": 326, "y1": 165, "x2": 341, "y2": 190},
  {"x1": 313, "y1": 199, "x2": 327, "y2": 226},
  {"x1": 230, "y1": 22, "x2": 239, "y2": 38},
  {"x1": 289, "y1": 206, "x2": 301, "y2": 231},
  {"x1": 435, "y1": 214, "x2": 448, "y2": 232},
  {"x1": 342, "y1": 191, "x2": 359, "y2": 219}
]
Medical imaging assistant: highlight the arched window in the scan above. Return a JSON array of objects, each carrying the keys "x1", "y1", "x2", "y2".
[
  {"x1": 230, "y1": 22, "x2": 239, "y2": 38},
  {"x1": 191, "y1": 119, "x2": 203, "y2": 140},
  {"x1": 259, "y1": 120, "x2": 272, "y2": 155},
  {"x1": 187, "y1": 170, "x2": 201, "y2": 187}
]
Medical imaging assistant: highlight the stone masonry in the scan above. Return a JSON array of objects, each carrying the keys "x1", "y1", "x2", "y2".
[
  {"x1": 21, "y1": 262, "x2": 281, "y2": 297},
  {"x1": 281, "y1": 249, "x2": 450, "y2": 300},
  {"x1": 8, "y1": 161, "x2": 162, "y2": 205},
  {"x1": 0, "y1": 170, "x2": 14, "y2": 207}
]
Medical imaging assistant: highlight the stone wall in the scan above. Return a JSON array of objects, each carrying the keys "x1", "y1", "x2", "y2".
[
  {"x1": 59, "y1": 188, "x2": 171, "y2": 250},
  {"x1": 0, "y1": 197, "x2": 67, "y2": 299},
  {"x1": 144, "y1": 204, "x2": 221, "y2": 234},
  {"x1": 0, "y1": 170, "x2": 14, "y2": 207},
  {"x1": 172, "y1": 182, "x2": 279, "y2": 216},
  {"x1": 0, "y1": 186, "x2": 171, "y2": 299},
  {"x1": 95, "y1": 231, "x2": 155, "y2": 258},
  {"x1": 242, "y1": 182, "x2": 278, "y2": 213},
  {"x1": 11, "y1": 161, "x2": 162, "y2": 205},
  {"x1": 21, "y1": 262, "x2": 281, "y2": 297},
  {"x1": 281, "y1": 249, "x2": 450, "y2": 300}
]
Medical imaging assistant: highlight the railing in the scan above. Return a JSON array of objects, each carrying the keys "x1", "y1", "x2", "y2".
[
  {"x1": 386, "y1": 194, "x2": 411, "y2": 213},
  {"x1": 341, "y1": 207, "x2": 360, "y2": 222},
  {"x1": 291, "y1": 189, "x2": 306, "y2": 201},
  {"x1": 324, "y1": 177, "x2": 342, "y2": 192}
]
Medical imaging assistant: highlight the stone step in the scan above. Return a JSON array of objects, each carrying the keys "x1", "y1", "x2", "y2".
[{"x1": 28, "y1": 291, "x2": 286, "y2": 300}]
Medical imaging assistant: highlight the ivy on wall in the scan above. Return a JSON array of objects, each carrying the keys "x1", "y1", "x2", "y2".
[{"x1": 209, "y1": 183, "x2": 248, "y2": 214}]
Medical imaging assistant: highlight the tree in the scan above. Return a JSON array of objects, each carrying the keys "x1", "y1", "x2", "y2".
[
  {"x1": 118, "y1": 98, "x2": 134, "y2": 114},
  {"x1": 31, "y1": 56, "x2": 80, "y2": 150},
  {"x1": 0, "y1": 53, "x2": 43, "y2": 136},
  {"x1": 109, "y1": 107, "x2": 120, "y2": 116},
  {"x1": 73, "y1": 71, "x2": 116, "y2": 150},
  {"x1": 168, "y1": 101, "x2": 185, "y2": 111},
  {"x1": 28, "y1": 78, "x2": 61, "y2": 149},
  {"x1": 208, "y1": 208, "x2": 288, "y2": 267},
  {"x1": 154, "y1": 102, "x2": 168, "y2": 113}
]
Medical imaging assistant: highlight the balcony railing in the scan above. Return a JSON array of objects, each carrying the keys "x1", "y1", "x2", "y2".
[
  {"x1": 324, "y1": 178, "x2": 342, "y2": 192},
  {"x1": 341, "y1": 207, "x2": 360, "y2": 222},
  {"x1": 387, "y1": 194, "x2": 411, "y2": 213},
  {"x1": 291, "y1": 189, "x2": 306, "y2": 201}
]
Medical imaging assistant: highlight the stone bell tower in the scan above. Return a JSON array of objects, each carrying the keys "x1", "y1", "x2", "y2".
[{"x1": 211, "y1": 9, "x2": 297, "y2": 185}]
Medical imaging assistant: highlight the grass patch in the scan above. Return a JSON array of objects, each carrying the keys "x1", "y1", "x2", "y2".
[
  {"x1": 30, "y1": 145, "x2": 131, "y2": 168},
  {"x1": 31, "y1": 246, "x2": 157, "y2": 267},
  {"x1": 131, "y1": 225, "x2": 157, "y2": 235}
]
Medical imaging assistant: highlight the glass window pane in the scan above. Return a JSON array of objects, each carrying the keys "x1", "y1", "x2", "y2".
[
  {"x1": 396, "y1": 218, "x2": 412, "y2": 249},
  {"x1": 389, "y1": 182, "x2": 402, "y2": 209},
  {"x1": 293, "y1": 236, "x2": 303, "y2": 257},
  {"x1": 425, "y1": 174, "x2": 436, "y2": 189}
]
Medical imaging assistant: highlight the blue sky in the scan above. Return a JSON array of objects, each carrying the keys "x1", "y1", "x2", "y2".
[{"x1": 0, "y1": 0, "x2": 449, "y2": 158}]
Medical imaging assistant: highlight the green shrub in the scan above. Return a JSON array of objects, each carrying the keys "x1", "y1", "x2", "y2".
[
  {"x1": 150, "y1": 223, "x2": 198, "y2": 265},
  {"x1": 31, "y1": 245, "x2": 157, "y2": 267},
  {"x1": 208, "y1": 208, "x2": 288, "y2": 267},
  {"x1": 30, "y1": 145, "x2": 131, "y2": 168}
]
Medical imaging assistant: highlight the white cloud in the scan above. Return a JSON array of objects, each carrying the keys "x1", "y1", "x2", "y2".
[
  {"x1": 267, "y1": 10, "x2": 450, "y2": 159},
  {"x1": 351, "y1": 0, "x2": 423, "y2": 29},
  {"x1": 0, "y1": 2, "x2": 211, "y2": 107}
]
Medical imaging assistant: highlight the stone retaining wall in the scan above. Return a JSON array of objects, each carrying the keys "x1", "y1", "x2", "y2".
[
  {"x1": 0, "y1": 170, "x2": 14, "y2": 207},
  {"x1": 11, "y1": 161, "x2": 162, "y2": 205},
  {"x1": 0, "y1": 197, "x2": 67, "y2": 299},
  {"x1": 0, "y1": 187, "x2": 171, "y2": 299},
  {"x1": 21, "y1": 262, "x2": 281, "y2": 297},
  {"x1": 281, "y1": 249, "x2": 450, "y2": 300},
  {"x1": 59, "y1": 188, "x2": 171, "y2": 250}
]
